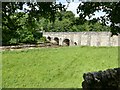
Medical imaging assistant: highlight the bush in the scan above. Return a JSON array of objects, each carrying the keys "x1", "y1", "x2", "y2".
[
  {"x1": 37, "y1": 36, "x2": 47, "y2": 43},
  {"x1": 19, "y1": 29, "x2": 36, "y2": 44},
  {"x1": 22, "y1": 34, "x2": 35, "y2": 44},
  {"x1": 33, "y1": 31, "x2": 43, "y2": 40},
  {"x1": 9, "y1": 38, "x2": 18, "y2": 45}
]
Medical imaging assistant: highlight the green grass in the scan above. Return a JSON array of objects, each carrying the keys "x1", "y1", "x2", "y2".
[{"x1": 2, "y1": 46, "x2": 118, "y2": 88}]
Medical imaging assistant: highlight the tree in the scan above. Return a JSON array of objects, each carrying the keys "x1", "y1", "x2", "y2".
[
  {"x1": 3, "y1": 1, "x2": 119, "y2": 45},
  {"x1": 45, "y1": 11, "x2": 75, "y2": 32},
  {"x1": 2, "y1": 2, "x2": 66, "y2": 45},
  {"x1": 77, "y1": 2, "x2": 120, "y2": 35},
  {"x1": 36, "y1": 10, "x2": 110, "y2": 32}
]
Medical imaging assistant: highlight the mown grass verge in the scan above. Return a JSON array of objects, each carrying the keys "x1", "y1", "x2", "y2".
[{"x1": 2, "y1": 46, "x2": 118, "y2": 88}]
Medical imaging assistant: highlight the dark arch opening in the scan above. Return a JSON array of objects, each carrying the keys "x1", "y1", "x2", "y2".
[
  {"x1": 47, "y1": 36, "x2": 51, "y2": 41},
  {"x1": 74, "y1": 42, "x2": 77, "y2": 45},
  {"x1": 63, "y1": 39, "x2": 70, "y2": 46},
  {"x1": 54, "y1": 37, "x2": 59, "y2": 45}
]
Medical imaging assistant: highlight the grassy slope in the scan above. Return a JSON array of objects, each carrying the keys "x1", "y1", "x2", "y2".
[{"x1": 2, "y1": 46, "x2": 118, "y2": 88}]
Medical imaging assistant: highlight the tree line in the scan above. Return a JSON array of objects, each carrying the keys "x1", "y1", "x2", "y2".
[{"x1": 2, "y1": 2, "x2": 120, "y2": 45}]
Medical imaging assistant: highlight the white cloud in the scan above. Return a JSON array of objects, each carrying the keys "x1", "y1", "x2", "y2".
[
  {"x1": 62, "y1": 2, "x2": 81, "y2": 17},
  {"x1": 61, "y1": 2, "x2": 107, "y2": 19},
  {"x1": 67, "y1": 2, "x2": 81, "y2": 17},
  {"x1": 85, "y1": 10, "x2": 106, "y2": 20},
  {"x1": 23, "y1": 4, "x2": 31, "y2": 10}
]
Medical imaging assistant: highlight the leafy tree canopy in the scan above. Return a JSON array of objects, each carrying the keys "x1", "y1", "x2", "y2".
[
  {"x1": 77, "y1": 2, "x2": 120, "y2": 35},
  {"x1": 2, "y1": 1, "x2": 120, "y2": 45},
  {"x1": 2, "y1": 2, "x2": 66, "y2": 45}
]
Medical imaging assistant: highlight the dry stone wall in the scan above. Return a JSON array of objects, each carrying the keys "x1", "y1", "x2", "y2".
[{"x1": 82, "y1": 68, "x2": 120, "y2": 90}]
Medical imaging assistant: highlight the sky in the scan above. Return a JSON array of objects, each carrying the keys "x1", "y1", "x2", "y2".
[
  {"x1": 19, "y1": 0, "x2": 106, "y2": 19},
  {"x1": 17, "y1": 0, "x2": 111, "y2": 26},
  {"x1": 56, "y1": 0, "x2": 111, "y2": 25},
  {"x1": 56, "y1": 0, "x2": 106, "y2": 18},
  {"x1": 56, "y1": 0, "x2": 81, "y2": 17}
]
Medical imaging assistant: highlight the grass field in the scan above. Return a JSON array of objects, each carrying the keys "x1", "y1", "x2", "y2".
[{"x1": 2, "y1": 46, "x2": 118, "y2": 88}]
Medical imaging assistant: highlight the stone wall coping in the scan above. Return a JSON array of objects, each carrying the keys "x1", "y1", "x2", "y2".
[{"x1": 43, "y1": 32, "x2": 112, "y2": 35}]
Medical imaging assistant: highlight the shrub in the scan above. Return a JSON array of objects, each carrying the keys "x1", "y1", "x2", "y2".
[
  {"x1": 37, "y1": 36, "x2": 47, "y2": 43},
  {"x1": 9, "y1": 38, "x2": 18, "y2": 45}
]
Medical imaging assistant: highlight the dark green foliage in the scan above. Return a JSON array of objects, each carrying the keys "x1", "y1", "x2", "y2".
[
  {"x1": 2, "y1": 2, "x2": 65, "y2": 45},
  {"x1": 38, "y1": 36, "x2": 47, "y2": 43},
  {"x1": 2, "y1": 2, "x2": 118, "y2": 45},
  {"x1": 77, "y1": 2, "x2": 120, "y2": 35},
  {"x1": 44, "y1": 10, "x2": 110, "y2": 32}
]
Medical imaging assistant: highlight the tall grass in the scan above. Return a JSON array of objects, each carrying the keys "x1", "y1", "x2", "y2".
[{"x1": 2, "y1": 46, "x2": 118, "y2": 88}]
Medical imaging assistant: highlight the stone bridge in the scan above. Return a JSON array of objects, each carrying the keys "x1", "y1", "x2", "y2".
[{"x1": 43, "y1": 32, "x2": 119, "y2": 46}]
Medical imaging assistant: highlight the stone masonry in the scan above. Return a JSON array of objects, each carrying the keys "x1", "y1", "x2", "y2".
[{"x1": 43, "y1": 32, "x2": 120, "y2": 46}]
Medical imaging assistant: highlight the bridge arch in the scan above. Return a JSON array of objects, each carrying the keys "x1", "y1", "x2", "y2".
[
  {"x1": 54, "y1": 37, "x2": 59, "y2": 45},
  {"x1": 62, "y1": 39, "x2": 70, "y2": 46},
  {"x1": 47, "y1": 36, "x2": 51, "y2": 41}
]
